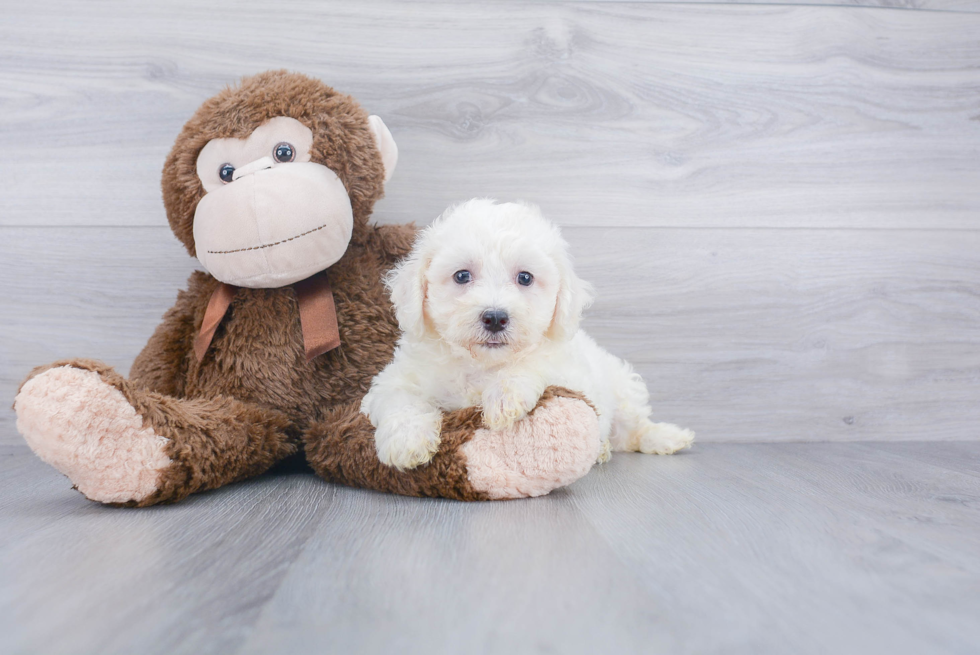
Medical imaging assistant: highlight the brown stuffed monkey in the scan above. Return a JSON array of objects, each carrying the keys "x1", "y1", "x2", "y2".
[{"x1": 13, "y1": 71, "x2": 601, "y2": 506}]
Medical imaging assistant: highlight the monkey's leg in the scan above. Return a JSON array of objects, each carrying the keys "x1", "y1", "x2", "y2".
[
  {"x1": 14, "y1": 359, "x2": 296, "y2": 506},
  {"x1": 304, "y1": 387, "x2": 601, "y2": 500}
]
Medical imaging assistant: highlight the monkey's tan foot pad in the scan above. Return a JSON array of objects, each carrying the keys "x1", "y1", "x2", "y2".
[
  {"x1": 461, "y1": 395, "x2": 601, "y2": 499},
  {"x1": 15, "y1": 366, "x2": 171, "y2": 504}
]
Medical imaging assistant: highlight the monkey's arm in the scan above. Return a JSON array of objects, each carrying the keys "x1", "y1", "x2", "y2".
[
  {"x1": 370, "y1": 223, "x2": 417, "y2": 264},
  {"x1": 304, "y1": 387, "x2": 602, "y2": 501},
  {"x1": 130, "y1": 271, "x2": 215, "y2": 397}
]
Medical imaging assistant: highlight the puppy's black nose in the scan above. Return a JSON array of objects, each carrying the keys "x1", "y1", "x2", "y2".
[{"x1": 481, "y1": 309, "x2": 509, "y2": 333}]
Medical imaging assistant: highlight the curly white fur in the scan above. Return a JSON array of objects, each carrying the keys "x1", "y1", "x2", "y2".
[{"x1": 362, "y1": 199, "x2": 694, "y2": 470}]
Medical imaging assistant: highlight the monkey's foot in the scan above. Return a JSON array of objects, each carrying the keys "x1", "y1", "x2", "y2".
[
  {"x1": 15, "y1": 366, "x2": 171, "y2": 504},
  {"x1": 461, "y1": 389, "x2": 601, "y2": 499}
]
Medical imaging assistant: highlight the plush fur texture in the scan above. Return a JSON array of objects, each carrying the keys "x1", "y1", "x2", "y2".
[
  {"x1": 362, "y1": 199, "x2": 694, "y2": 470},
  {"x1": 460, "y1": 389, "x2": 601, "y2": 499},
  {"x1": 162, "y1": 71, "x2": 388, "y2": 257},
  {"x1": 306, "y1": 386, "x2": 599, "y2": 500},
  {"x1": 14, "y1": 72, "x2": 602, "y2": 505},
  {"x1": 15, "y1": 366, "x2": 171, "y2": 503}
]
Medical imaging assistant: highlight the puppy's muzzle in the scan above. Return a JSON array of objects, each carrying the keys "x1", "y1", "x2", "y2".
[{"x1": 481, "y1": 309, "x2": 509, "y2": 334}]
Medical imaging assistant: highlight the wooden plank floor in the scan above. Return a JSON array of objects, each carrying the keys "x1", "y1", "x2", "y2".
[
  {"x1": 2, "y1": 1, "x2": 979, "y2": 444},
  {"x1": 5, "y1": 2, "x2": 980, "y2": 231},
  {"x1": 3, "y1": 226, "x2": 979, "y2": 442},
  {"x1": 2, "y1": 441, "x2": 978, "y2": 655},
  {"x1": 2, "y1": 3, "x2": 979, "y2": 650}
]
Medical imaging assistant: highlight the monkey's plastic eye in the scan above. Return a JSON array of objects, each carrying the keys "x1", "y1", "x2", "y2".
[
  {"x1": 454, "y1": 270, "x2": 472, "y2": 284},
  {"x1": 219, "y1": 164, "x2": 235, "y2": 183},
  {"x1": 273, "y1": 142, "x2": 295, "y2": 163},
  {"x1": 517, "y1": 271, "x2": 533, "y2": 286}
]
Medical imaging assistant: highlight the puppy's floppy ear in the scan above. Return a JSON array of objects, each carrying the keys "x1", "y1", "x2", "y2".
[
  {"x1": 546, "y1": 236, "x2": 595, "y2": 342},
  {"x1": 385, "y1": 238, "x2": 430, "y2": 340}
]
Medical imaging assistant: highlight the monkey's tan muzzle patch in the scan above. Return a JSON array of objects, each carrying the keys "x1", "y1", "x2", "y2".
[{"x1": 193, "y1": 161, "x2": 353, "y2": 288}]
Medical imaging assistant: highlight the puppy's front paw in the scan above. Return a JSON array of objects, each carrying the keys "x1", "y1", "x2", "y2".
[
  {"x1": 634, "y1": 421, "x2": 695, "y2": 455},
  {"x1": 374, "y1": 410, "x2": 443, "y2": 471},
  {"x1": 481, "y1": 381, "x2": 539, "y2": 431}
]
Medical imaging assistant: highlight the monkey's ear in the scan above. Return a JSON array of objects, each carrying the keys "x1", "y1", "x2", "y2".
[{"x1": 368, "y1": 115, "x2": 398, "y2": 184}]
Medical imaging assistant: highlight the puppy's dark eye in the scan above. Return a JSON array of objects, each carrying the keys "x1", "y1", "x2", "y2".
[
  {"x1": 219, "y1": 164, "x2": 235, "y2": 183},
  {"x1": 453, "y1": 270, "x2": 472, "y2": 284},
  {"x1": 273, "y1": 142, "x2": 295, "y2": 163},
  {"x1": 517, "y1": 271, "x2": 533, "y2": 286}
]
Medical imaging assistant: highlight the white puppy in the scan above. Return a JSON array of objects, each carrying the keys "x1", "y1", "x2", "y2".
[{"x1": 362, "y1": 199, "x2": 694, "y2": 470}]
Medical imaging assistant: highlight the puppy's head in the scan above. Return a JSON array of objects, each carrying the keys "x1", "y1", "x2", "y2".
[{"x1": 387, "y1": 199, "x2": 593, "y2": 362}]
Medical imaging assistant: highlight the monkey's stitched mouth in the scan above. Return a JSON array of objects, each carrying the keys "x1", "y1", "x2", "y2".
[{"x1": 206, "y1": 223, "x2": 329, "y2": 255}]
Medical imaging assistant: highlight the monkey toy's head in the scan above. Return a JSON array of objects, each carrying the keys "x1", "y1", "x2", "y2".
[{"x1": 162, "y1": 70, "x2": 398, "y2": 288}]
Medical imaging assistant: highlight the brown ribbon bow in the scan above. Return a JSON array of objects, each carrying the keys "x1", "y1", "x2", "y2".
[{"x1": 193, "y1": 272, "x2": 341, "y2": 363}]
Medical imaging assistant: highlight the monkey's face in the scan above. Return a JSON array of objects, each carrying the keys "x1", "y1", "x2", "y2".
[
  {"x1": 162, "y1": 71, "x2": 398, "y2": 289},
  {"x1": 193, "y1": 116, "x2": 356, "y2": 288}
]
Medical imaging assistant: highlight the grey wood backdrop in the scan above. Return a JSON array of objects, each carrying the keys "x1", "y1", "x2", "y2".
[{"x1": 1, "y1": 0, "x2": 979, "y2": 444}]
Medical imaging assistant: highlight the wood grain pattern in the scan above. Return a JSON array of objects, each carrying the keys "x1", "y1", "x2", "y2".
[
  {"x1": 2, "y1": 441, "x2": 978, "y2": 654},
  {"x1": 237, "y1": 486, "x2": 684, "y2": 655},
  {"x1": 585, "y1": 0, "x2": 980, "y2": 9},
  {"x1": 864, "y1": 441, "x2": 980, "y2": 479},
  {"x1": 2, "y1": 2, "x2": 979, "y2": 229},
  {"x1": 0, "y1": 448, "x2": 332, "y2": 654},
  {"x1": 1, "y1": 1, "x2": 978, "y2": 448},
  {"x1": 3, "y1": 4, "x2": 978, "y2": 653},
  {"x1": 2, "y1": 226, "x2": 978, "y2": 445},
  {"x1": 569, "y1": 442, "x2": 980, "y2": 655}
]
